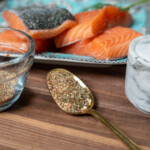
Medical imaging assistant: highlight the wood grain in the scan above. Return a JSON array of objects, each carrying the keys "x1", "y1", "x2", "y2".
[{"x1": 0, "y1": 64, "x2": 150, "y2": 150}]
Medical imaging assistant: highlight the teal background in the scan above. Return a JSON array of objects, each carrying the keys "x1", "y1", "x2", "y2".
[{"x1": 0, "y1": 0, "x2": 147, "y2": 34}]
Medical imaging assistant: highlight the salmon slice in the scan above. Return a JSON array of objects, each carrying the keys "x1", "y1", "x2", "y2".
[
  {"x1": 0, "y1": 30, "x2": 55, "y2": 53},
  {"x1": 60, "y1": 26, "x2": 142, "y2": 60},
  {"x1": 55, "y1": 6, "x2": 133, "y2": 48},
  {"x1": 0, "y1": 30, "x2": 29, "y2": 53},
  {"x1": 34, "y1": 39, "x2": 55, "y2": 53},
  {"x1": 2, "y1": 6, "x2": 77, "y2": 39}
]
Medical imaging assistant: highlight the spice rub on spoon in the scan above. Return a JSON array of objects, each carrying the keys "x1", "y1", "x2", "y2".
[{"x1": 46, "y1": 68, "x2": 141, "y2": 150}]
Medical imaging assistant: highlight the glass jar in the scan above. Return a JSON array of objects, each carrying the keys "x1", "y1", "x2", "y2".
[
  {"x1": 125, "y1": 35, "x2": 150, "y2": 115},
  {"x1": 0, "y1": 28, "x2": 35, "y2": 111}
]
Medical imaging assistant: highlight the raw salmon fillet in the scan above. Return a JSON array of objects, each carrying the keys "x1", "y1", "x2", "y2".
[
  {"x1": 60, "y1": 26, "x2": 142, "y2": 60},
  {"x1": 2, "y1": 6, "x2": 77, "y2": 39},
  {"x1": 0, "y1": 30, "x2": 55, "y2": 53},
  {"x1": 55, "y1": 6, "x2": 133, "y2": 48},
  {"x1": 0, "y1": 30, "x2": 28, "y2": 53},
  {"x1": 34, "y1": 39, "x2": 55, "y2": 53}
]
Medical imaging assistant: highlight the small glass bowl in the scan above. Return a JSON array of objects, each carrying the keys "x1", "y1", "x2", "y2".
[{"x1": 0, "y1": 27, "x2": 35, "y2": 111}]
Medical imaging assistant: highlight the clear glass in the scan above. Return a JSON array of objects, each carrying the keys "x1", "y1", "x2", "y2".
[
  {"x1": 125, "y1": 35, "x2": 150, "y2": 115},
  {"x1": 0, "y1": 28, "x2": 35, "y2": 111}
]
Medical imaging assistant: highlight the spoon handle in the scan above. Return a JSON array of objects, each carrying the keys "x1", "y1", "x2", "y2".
[{"x1": 87, "y1": 109, "x2": 141, "y2": 150}]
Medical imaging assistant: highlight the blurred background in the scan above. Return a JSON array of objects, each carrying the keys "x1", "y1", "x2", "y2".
[{"x1": 0, "y1": 0, "x2": 149, "y2": 33}]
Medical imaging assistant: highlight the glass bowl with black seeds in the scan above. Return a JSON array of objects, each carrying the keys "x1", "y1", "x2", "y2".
[{"x1": 0, "y1": 28, "x2": 35, "y2": 111}]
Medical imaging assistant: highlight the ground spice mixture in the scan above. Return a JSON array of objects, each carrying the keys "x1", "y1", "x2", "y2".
[
  {"x1": 0, "y1": 71, "x2": 16, "y2": 104},
  {"x1": 47, "y1": 69, "x2": 93, "y2": 114}
]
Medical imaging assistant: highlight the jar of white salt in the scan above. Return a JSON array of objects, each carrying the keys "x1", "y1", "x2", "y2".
[{"x1": 125, "y1": 35, "x2": 150, "y2": 114}]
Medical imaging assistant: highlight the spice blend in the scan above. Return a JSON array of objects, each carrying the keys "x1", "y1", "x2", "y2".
[
  {"x1": 0, "y1": 71, "x2": 16, "y2": 104},
  {"x1": 47, "y1": 69, "x2": 94, "y2": 114}
]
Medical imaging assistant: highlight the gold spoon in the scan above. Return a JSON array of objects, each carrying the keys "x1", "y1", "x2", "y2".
[{"x1": 46, "y1": 68, "x2": 141, "y2": 150}]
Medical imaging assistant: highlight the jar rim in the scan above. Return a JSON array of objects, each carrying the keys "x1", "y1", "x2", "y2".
[
  {"x1": 128, "y1": 35, "x2": 150, "y2": 69},
  {"x1": 129, "y1": 35, "x2": 150, "y2": 62}
]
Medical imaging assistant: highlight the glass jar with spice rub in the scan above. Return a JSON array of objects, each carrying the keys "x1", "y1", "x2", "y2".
[{"x1": 0, "y1": 28, "x2": 35, "y2": 111}]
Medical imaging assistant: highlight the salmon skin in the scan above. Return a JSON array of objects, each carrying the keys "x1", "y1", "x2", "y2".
[
  {"x1": 2, "y1": 6, "x2": 77, "y2": 39},
  {"x1": 60, "y1": 26, "x2": 142, "y2": 60},
  {"x1": 55, "y1": 6, "x2": 133, "y2": 48}
]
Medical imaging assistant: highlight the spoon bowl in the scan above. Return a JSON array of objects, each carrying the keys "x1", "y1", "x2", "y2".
[
  {"x1": 47, "y1": 68, "x2": 95, "y2": 115},
  {"x1": 47, "y1": 68, "x2": 141, "y2": 150}
]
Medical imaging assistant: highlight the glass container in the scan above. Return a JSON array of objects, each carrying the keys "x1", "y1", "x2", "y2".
[
  {"x1": 125, "y1": 35, "x2": 150, "y2": 114},
  {"x1": 0, "y1": 28, "x2": 35, "y2": 111}
]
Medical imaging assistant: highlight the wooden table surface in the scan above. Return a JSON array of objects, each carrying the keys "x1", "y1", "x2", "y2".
[{"x1": 0, "y1": 64, "x2": 150, "y2": 150}]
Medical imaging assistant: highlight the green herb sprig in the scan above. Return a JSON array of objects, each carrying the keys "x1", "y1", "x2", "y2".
[{"x1": 81, "y1": 0, "x2": 149, "y2": 12}]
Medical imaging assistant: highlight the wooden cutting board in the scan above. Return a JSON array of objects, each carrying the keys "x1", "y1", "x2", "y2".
[{"x1": 0, "y1": 64, "x2": 150, "y2": 150}]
